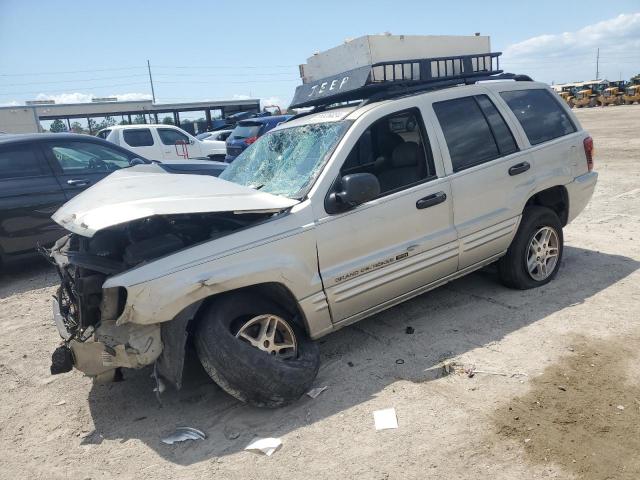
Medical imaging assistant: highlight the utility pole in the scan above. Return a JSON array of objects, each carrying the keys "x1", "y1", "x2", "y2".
[
  {"x1": 147, "y1": 60, "x2": 156, "y2": 103},
  {"x1": 595, "y1": 48, "x2": 600, "y2": 80}
]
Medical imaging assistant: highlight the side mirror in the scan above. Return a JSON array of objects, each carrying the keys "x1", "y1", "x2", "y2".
[
  {"x1": 129, "y1": 157, "x2": 145, "y2": 166},
  {"x1": 190, "y1": 139, "x2": 196, "y2": 145},
  {"x1": 325, "y1": 173, "x2": 380, "y2": 214}
]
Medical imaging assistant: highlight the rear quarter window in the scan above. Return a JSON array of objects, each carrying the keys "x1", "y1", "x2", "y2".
[{"x1": 500, "y1": 89, "x2": 576, "y2": 145}]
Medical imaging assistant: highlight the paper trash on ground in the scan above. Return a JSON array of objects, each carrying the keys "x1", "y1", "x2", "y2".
[
  {"x1": 306, "y1": 386, "x2": 328, "y2": 399},
  {"x1": 373, "y1": 408, "x2": 398, "y2": 430},
  {"x1": 245, "y1": 437, "x2": 283, "y2": 456}
]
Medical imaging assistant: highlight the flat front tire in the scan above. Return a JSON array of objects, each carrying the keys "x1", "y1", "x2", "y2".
[
  {"x1": 498, "y1": 206, "x2": 564, "y2": 289},
  {"x1": 195, "y1": 292, "x2": 320, "y2": 407}
]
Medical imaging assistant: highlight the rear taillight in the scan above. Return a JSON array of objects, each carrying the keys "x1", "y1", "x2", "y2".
[
  {"x1": 244, "y1": 136, "x2": 257, "y2": 145},
  {"x1": 583, "y1": 136, "x2": 594, "y2": 172}
]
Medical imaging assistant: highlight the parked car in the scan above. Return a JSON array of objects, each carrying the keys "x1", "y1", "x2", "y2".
[
  {"x1": 225, "y1": 115, "x2": 292, "y2": 162},
  {"x1": 47, "y1": 65, "x2": 596, "y2": 409},
  {"x1": 97, "y1": 124, "x2": 227, "y2": 161},
  {"x1": 196, "y1": 129, "x2": 232, "y2": 142},
  {"x1": 0, "y1": 133, "x2": 226, "y2": 266}
]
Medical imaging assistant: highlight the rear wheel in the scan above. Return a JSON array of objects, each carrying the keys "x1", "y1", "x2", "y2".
[
  {"x1": 194, "y1": 292, "x2": 320, "y2": 407},
  {"x1": 498, "y1": 206, "x2": 563, "y2": 289}
]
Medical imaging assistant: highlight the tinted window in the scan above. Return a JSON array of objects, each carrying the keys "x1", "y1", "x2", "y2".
[
  {"x1": 49, "y1": 141, "x2": 131, "y2": 173},
  {"x1": 231, "y1": 123, "x2": 261, "y2": 140},
  {"x1": 434, "y1": 96, "x2": 499, "y2": 172},
  {"x1": 96, "y1": 129, "x2": 111, "y2": 139},
  {"x1": 0, "y1": 145, "x2": 46, "y2": 179},
  {"x1": 475, "y1": 95, "x2": 518, "y2": 156},
  {"x1": 158, "y1": 128, "x2": 189, "y2": 145},
  {"x1": 341, "y1": 109, "x2": 435, "y2": 194},
  {"x1": 123, "y1": 129, "x2": 154, "y2": 147},
  {"x1": 500, "y1": 89, "x2": 576, "y2": 145}
]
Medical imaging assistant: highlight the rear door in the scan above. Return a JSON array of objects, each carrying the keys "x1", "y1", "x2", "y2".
[
  {"x1": 428, "y1": 90, "x2": 533, "y2": 269},
  {"x1": 0, "y1": 142, "x2": 66, "y2": 255},
  {"x1": 43, "y1": 140, "x2": 133, "y2": 199},
  {"x1": 120, "y1": 127, "x2": 159, "y2": 160}
]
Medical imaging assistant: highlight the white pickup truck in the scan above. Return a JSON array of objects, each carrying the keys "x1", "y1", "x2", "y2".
[{"x1": 97, "y1": 124, "x2": 226, "y2": 161}]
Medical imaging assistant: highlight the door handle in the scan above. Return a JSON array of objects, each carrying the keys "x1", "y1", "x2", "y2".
[
  {"x1": 508, "y1": 162, "x2": 530, "y2": 176},
  {"x1": 67, "y1": 179, "x2": 90, "y2": 187},
  {"x1": 416, "y1": 191, "x2": 447, "y2": 210}
]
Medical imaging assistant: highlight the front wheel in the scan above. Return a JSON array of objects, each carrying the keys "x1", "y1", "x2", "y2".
[
  {"x1": 195, "y1": 292, "x2": 320, "y2": 407},
  {"x1": 498, "y1": 206, "x2": 563, "y2": 289}
]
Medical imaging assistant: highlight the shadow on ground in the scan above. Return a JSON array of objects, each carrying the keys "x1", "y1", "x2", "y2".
[
  {"x1": 0, "y1": 257, "x2": 57, "y2": 299},
  {"x1": 84, "y1": 246, "x2": 639, "y2": 464}
]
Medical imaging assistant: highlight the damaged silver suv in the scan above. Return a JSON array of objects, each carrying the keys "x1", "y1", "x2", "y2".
[{"x1": 48, "y1": 54, "x2": 597, "y2": 407}]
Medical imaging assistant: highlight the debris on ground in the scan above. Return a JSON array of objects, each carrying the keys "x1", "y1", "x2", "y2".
[
  {"x1": 161, "y1": 427, "x2": 206, "y2": 445},
  {"x1": 405, "y1": 326, "x2": 415, "y2": 334},
  {"x1": 395, "y1": 359, "x2": 405, "y2": 365},
  {"x1": 244, "y1": 437, "x2": 283, "y2": 456},
  {"x1": 373, "y1": 408, "x2": 398, "y2": 431},
  {"x1": 54, "y1": 400, "x2": 66, "y2": 406},
  {"x1": 306, "y1": 386, "x2": 328, "y2": 399}
]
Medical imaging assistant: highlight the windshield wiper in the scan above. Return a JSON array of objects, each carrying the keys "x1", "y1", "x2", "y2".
[{"x1": 249, "y1": 183, "x2": 265, "y2": 190}]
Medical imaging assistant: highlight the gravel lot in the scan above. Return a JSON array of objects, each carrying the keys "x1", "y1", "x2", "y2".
[{"x1": 1, "y1": 105, "x2": 638, "y2": 480}]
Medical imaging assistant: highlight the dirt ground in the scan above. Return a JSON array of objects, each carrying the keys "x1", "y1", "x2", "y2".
[{"x1": 0, "y1": 105, "x2": 639, "y2": 480}]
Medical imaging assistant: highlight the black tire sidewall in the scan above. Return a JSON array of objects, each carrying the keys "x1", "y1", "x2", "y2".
[
  {"x1": 195, "y1": 292, "x2": 319, "y2": 408},
  {"x1": 500, "y1": 206, "x2": 564, "y2": 289}
]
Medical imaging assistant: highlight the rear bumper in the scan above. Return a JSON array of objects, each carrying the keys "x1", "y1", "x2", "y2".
[{"x1": 566, "y1": 171, "x2": 598, "y2": 224}]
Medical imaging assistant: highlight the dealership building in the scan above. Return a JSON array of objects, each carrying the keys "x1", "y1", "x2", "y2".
[{"x1": 0, "y1": 97, "x2": 261, "y2": 135}]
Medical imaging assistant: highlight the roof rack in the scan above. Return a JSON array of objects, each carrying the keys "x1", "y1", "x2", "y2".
[{"x1": 290, "y1": 52, "x2": 531, "y2": 109}]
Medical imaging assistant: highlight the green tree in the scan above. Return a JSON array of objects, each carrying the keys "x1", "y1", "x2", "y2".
[
  {"x1": 161, "y1": 116, "x2": 174, "y2": 125},
  {"x1": 49, "y1": 119, "x2": 67, "y2": 132},
  {"x1": 132, "y1": 114, "x2": 147, "y2": 124},
  {"x1": 70, "y1": 121, "x2": 86, "y2": 134}
]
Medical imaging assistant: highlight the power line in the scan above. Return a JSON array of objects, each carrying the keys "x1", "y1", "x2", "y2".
[
  {"x1": 0, "y1": 74, "x2": 149, "y2": 87},
  {"x1": 0, "y1": 82, "x2": 150, "y2": 96},
  {"x1": 0, "y1": 66, "x2": 145, "y2": 77}
]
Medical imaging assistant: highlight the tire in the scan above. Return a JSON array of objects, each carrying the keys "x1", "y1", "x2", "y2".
[
  {"x1": 194, "y1": 292, "x2": 320, "y2": 407},
  {"x1": 498, "y1": 206, "x2": 564, "y2": 290}
]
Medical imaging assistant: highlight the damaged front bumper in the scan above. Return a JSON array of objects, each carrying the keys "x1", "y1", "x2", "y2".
[{"x1": 51, "y1": 296, "x2": 163, "y2": 380}]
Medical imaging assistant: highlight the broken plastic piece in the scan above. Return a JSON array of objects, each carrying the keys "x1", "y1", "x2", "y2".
[
  {"x1": 244, "y1": 437, "x2": 282, "y2": 456},
  {"x1": 306, "y1": 386, "x2": 328, "y2": 399},
  {"x1": 373, "y1": 408, "x2": 398, "y2": 430},
  {"x1": 161, "y1": 427, "x2": 206, "y2": 445}
]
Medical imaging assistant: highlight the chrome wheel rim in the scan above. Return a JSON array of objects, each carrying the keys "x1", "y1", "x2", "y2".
[
  {"x1": 526, "y1": 226, "x2": 559, "y2": 281},
  {"x1": 235, "y1": 314, "x2": 297, "y2": 359}
]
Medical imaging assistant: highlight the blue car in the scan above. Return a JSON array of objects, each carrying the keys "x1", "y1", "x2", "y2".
[{"x1": 225, "y1": 115, "x2": 292, "y2": 162}]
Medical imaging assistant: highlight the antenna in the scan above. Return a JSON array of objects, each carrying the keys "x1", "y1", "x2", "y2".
[{"x1": 147, "y1": 60, "x2": 156, "y2": 104}]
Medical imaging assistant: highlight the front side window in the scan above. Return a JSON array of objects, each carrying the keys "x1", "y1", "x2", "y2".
[
  {"x1": 158, "y1": 128, "x2": 190, "y2": 145},
  {"x1": 340, "y1": 109, "x2": 435, "y2": 194},
  {"x1": 220, "y1": 121, "x2": 349, "y2": 199},
  {"x1": 49, "y1": 141, "x2": 131, "y2": 173},
  {"x1": 434, "y1": 94, "x2": 517, "y2": 172},
  {"x1": 123, "y1": 128, "x2": 154, "y2": 147},
  {"x1": 500, "y1": 89, "x2": 576, "y2": 145},
  {"x1": 0, "y1": 145, "x2": 45, "y2": 179}
]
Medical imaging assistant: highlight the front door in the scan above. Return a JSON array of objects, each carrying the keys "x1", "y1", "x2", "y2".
[
  {"x1": 43, "y1": 140, "x2": 132, "y2": 200},
  {"x1": 157, "y1": 127, "x2": 201, "y2": 160},
  {"x1": 315, "y1": 108, "x2": 458, "y2": 323}
]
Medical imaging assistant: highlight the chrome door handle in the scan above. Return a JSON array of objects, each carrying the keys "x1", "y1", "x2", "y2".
[{"x1": 67, "y1": 179, "x2": 90, "y2": 187}]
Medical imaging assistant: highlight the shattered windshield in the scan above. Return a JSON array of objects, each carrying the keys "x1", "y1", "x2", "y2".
[{"x1": 219, "y1": 121, "x2": 349, "y2": 199}]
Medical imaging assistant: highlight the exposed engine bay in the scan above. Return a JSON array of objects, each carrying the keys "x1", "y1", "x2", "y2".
[{"x1": 48, "y1": 211, "x2": 274, "y2": 377}]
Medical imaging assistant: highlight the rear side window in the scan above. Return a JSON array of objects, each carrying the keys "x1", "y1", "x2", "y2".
[
  {"x1": 434, "y1": 95, "x2": 517, "y2": 172},
  {"x1": 123, "y1": 129, "x2": 154, "y2": 147},
  {"x1": 0, "y1": 145, "x2": 46, "y2": 179},
  {"x1": 158, "y1": 128, "x2": 189, "y2": 145},
  {"x1": 231, "y1": 123, "x2": 262, "y2": 140},
  {"x1": 500, "y1": 89, "x2": 576, "y2": 145}
]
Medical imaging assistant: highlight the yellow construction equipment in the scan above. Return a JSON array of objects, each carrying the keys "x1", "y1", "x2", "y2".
[
  {"x1": 623, "y1": 84, "x2": 640, "y2": 105},
  {"x1": 598, "y1": 81, "x2": 625, "y2": 106}
]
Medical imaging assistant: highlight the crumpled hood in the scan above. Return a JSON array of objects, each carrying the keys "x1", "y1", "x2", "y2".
[{"x1": 52, "y1": 166, "x2": 298, "y2": 237}]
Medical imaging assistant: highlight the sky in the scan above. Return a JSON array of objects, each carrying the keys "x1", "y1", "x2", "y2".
[{"x1": 1, "y1": 0, "x2": 639, "y2": 109}]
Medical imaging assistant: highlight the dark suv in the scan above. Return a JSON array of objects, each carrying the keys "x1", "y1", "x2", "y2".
[
  {"x1": 0, "y1": 133, "x2": 226, "y2": 266},
  {"x1": 225, "y1": 115, "x2": 292, "y2": 162}
]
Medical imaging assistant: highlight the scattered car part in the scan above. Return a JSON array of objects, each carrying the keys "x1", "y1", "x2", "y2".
[
  {"x1": 373, "y1": 408, "x2": 398, "y2": 430},
  {"x1": 306, "y1": 386, "x2": 328, "y2": 399},
  {"x1": 161, "y1": 427, "x2": 206, "y2": 445},
  {"x1": 244, "y1": 437, "x2": 283, "y2": 456}
]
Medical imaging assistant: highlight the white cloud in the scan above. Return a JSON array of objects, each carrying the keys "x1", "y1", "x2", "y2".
[
  {"x1": 31, "y1": 92, "x2": 152, "y2": 104},
  {"x1": 501, "y1": 13, "x2": 640, "y2": 83}
]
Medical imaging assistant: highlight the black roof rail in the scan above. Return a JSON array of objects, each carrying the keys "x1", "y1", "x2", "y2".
[{"x1": 290, "y1": 52, "x2": 532, "y2": 109}]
